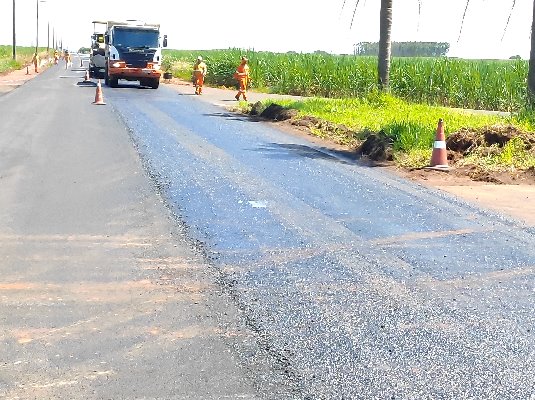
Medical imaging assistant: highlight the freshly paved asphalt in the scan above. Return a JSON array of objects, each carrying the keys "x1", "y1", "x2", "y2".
[
  {"x1": 1, "y1": 57, "x2": 534, "y2": 399},
  {"x1": 109, "y1": 73, "x2": 534, "y2": 398}
]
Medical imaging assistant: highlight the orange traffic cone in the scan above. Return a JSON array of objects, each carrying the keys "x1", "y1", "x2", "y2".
[
  {"x1": 83, "y1": 70, "x2": 90, "y2": 82},
  {"x1": 427, "y1": 118, "x2": 449, "y2": 170},
  {"x1": 92, "y1": 80, "x2": 106, "y2": 105}
]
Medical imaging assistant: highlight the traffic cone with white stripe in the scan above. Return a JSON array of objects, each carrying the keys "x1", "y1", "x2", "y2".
[
  {"x1": 92, "y1": 80, "x2": 106, "y2": 105},
  {"x1": 427, "y1": 119, "x2": 449, "y2": 170},
  {"x1": 83, "y1": 69, "x2": 90, "y2": 82}
]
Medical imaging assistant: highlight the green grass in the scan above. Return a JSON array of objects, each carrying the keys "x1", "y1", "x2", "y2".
[
  {"x1": 0, "y1": 45, "x2": 48, "y2": 74},
  {"x1": 262, "y1": 93, "x2": 507, "y2": 148},
  {"x1": 247, "y1": 94, "x2": 535, "y2": 169}
]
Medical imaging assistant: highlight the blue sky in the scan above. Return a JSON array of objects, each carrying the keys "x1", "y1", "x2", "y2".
[{"x1": 0, "y1": 0, "x2": 532, "y2": 59}]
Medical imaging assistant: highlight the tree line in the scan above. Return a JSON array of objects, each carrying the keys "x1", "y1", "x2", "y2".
[{"x1": 354, "y1": 41, "x2": 450, "y2": 57}]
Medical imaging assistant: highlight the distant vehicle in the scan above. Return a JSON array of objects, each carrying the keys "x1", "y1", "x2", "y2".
[
  {"x1": 89, "y1": 20, "x2": 167, "y2": 89},
  {"x1": 89, "y1": 24, "x2": 106, "y2": 79}
]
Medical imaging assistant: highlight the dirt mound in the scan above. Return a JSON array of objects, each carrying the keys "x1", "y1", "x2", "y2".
[
  {"x1": 259, "y1": 104, "x2": 298, "y2": 121},
  {"x1": 356, "y1": 131, "x2": 394, "y2": 161},
  {"x1": 446, "y1": 125, "x2": 534, "y2": 155}
]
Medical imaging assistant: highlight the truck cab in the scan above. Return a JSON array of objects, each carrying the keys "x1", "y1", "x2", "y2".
[{"x1": 92, "y1": 20, "x2": 167, "y2": 89}]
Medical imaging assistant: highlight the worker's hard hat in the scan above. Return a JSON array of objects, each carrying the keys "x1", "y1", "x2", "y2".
[
  {"x1": 197, "y1": 56, "x2": 203, "y2": 61},
  {"x1": 241, "y1": 55, "x2": 248, "y2": 62}
]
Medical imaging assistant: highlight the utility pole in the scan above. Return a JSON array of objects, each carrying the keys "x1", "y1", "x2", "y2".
[
  {"x1": 12, "y1": 0, "x2": 16, "y2": 60},
  {"x1": 36, "y1": 0, "x2": 38, "y2": 52},
  {"x1": 36, "y1": 0, "x2": 46, "y2": 53}
]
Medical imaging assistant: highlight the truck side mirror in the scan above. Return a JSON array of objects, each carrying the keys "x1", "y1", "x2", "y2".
[{"x1": 163, "y1": 35, "x2": 167, "y2": 48}]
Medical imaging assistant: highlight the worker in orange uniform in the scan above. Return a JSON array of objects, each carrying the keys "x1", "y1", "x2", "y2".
[
  {"x1": 64, "y1": 50, "x2": 72, "y2": 70},
  {"x1": 192, "y1": 56, "x2": 207, "y2": 95},
  {"x1": 31, "y1": 52, "x2": 40, "y2": 73},
  {"x1": 233, "y1": 55, "x2": 250, "y2": 101},
  {"x1": 53, "y1": 50, "x2": 59, "y2": 65}
]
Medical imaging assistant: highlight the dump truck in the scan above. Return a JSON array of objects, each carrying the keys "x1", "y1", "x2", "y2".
[
  {"x1": 90, "y1": 20, "x2": 167, "y2": 89},
  {"x1": 89, "y1": 23, "x2": 106, "y2": 79}
]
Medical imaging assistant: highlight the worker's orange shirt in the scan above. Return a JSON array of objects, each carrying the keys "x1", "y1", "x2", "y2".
[
  {"x1": 236, "y1": 63, "x2": 249, "y2": 77},
  {"x1": 193, "y1": 62, "x2": 207, "y2": 77}
]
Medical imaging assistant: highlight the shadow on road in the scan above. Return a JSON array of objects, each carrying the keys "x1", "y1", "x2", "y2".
[
  {"x1": 254, "y1": 143, "x2": 357, "y2": 164},
  {"x1": 202, "y1": 112, "x2": 251, "y2": 122}
]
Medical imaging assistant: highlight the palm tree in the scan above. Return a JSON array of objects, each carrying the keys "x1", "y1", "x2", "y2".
[
  {"x1": 378, "y1": 0, "x2": 393, "y2": 90},
  {"x1": 343, "y1": 0, "x2": 394, "y2": 91}
]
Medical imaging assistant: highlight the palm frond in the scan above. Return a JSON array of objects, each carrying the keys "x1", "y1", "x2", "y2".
[
  {"x1": 501, "y1": 0, "x2": 517, "y2": 41},
  {"x1": 457, "y1": 0, "x2": 471, "y2": 42},
  {"x1": 339, "y1": 0, "x2": 348, "y2": 19},
  {"x1": 350, "y1": 0, "x2": 362, "y2": 30}
]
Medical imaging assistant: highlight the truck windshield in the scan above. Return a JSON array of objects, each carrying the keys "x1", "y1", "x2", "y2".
[{"x1": 113, "y1": 28, "x2": 159, "y2": 48}]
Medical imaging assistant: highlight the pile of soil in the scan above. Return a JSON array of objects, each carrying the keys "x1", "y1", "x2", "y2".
[
  {"x1": 446, "y1": 125, "x2": 535, "y2": 155},
  {"x1": 255, "y1": 103, "x2": 298, "y2": 121},
  {"x1": 355, "y1": 131, "x2": 394, "y2": 162},
  {"x1": 444, "y1": 125, "x2": 535, "y2": 184}
]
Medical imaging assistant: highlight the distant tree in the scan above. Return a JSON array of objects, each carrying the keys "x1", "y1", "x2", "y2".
[
  {"x1": 355, "y1": 41, "x2": 450, "y2": 57},
  {"x1": 509, "y1": 55, "x2": 522, "y2": 60}
]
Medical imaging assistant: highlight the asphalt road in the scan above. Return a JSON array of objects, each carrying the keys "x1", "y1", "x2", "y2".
[
  {"x1": 0, "y1": 60, "x2": 285, "y2": 399},
  {"x1": 1, "y1": 57, "x2": 535, "y2": 399}
]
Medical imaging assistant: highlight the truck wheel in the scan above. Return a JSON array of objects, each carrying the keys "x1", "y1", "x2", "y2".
[
  {"x1": 109, "y1": 77, "x2": 119, "y2": 88},
  {"x1": 150, "y1": 78, "x2": 160, "y2": 89}
]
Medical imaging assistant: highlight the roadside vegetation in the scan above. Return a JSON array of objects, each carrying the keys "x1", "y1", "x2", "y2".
[
  {"x1": 164, "y1": 49, "x2": 535, "y2": 180},
  {"x1": 0, "y1": 46, "x2": 48, "y2": 74},
  {"x1": 164, "y1": 49, "x2": 526, "y2": 112}
]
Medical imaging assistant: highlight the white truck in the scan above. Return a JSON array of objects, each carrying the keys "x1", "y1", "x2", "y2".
[
  {"x1": 89, "y1": 23, "x2": 106, "y2": 79},
  {"x1": 89, "y1": 20, "x2": 167, "y2": 89}
]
